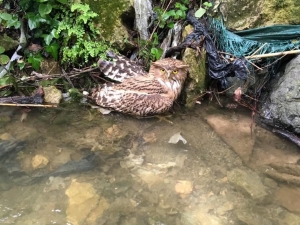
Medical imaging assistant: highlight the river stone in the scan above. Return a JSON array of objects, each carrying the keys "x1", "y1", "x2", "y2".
[
  {"x1": 43, "y1": 86, "x2": 62, "y2": 104},
  {"x1": 181, "y1": 208, "x2": 223, "y2": 225},
  {"x1": 261, "y1": 55, "x2": 300, "y2": 134},
  {"x1": 0, "y1": 34, "x2": 19, "y2": 51},
  {"x1": 31, "y1": 154, "x2": 49, "y2": 169},
  {"x1": 235, "y1": 208, "x2": 273, "y2": 225},
  {"x1": 281, "y1": 212, "x2": 300, "y2": 225},
  {"x1": 276, "y1": 186, "x2": 300, "y2": 213},
  {"x1": 65, "y1": 179, "x2": 100, "y2": 225},
  {"x1": 227, "y1": 168, "x2": 269, "y2": 202},
  {"x1": 182, "y1": 25, "x2": 207, "y2": 108}
]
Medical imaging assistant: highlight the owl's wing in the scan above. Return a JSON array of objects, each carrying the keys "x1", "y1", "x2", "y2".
[
  {"x1": 98, "y1": 52, "x2": 147, "y2": 82},
  {"x1": 91, "y1": 76, "x2": 173, "y2": 116}
]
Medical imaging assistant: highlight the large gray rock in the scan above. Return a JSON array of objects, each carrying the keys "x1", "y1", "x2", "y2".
[{"x1": 261, "y1": 55, "x2": 300, "y2": 134}]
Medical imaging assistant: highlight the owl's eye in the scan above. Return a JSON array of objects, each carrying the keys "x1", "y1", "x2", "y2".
[
  {"x1": 160, "y1": 69, "x2": 165, "y2": 72},
  {"x1": 173, "y1": 70, "x2": 178, "y2": 74}
]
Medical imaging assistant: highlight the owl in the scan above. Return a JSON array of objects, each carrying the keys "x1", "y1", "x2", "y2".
[{"x1": 91, "y1": 52, "x2": 189, "y2": 116}]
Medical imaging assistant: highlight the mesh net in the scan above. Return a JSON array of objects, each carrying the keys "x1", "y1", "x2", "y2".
[{"x1": 209, "y1": 18, "x2": 300, "y2": 58}]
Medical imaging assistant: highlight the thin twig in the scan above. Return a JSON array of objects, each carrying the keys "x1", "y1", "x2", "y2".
[{"x1": 0, "y1": 103, "x2": 57, "y2": 107}]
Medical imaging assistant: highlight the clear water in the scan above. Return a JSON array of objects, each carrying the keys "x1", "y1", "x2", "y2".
[{"x1": 0, "y1": 103, "x2": 299, "y2": 225}]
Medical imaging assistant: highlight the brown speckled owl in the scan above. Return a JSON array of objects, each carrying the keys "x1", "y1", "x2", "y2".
[{"x1": 91, "y1": 53, "x2": 189, "y2": 116}]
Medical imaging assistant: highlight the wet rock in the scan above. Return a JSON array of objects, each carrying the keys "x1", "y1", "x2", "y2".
[
  {"x1": 91, "y1": 0, "x2": 134, "y2": 51},
  {"x1": 142, "y1": 132, "x2": 156, "y2": 144},
  {"x1": 221, "y1": 0, "x2": 300, "y2": 30},
  {"x1": 281, "y1": 212, "x2": 300, "y2": 225},
  {"x1": 43, "y1": 86, "x2": 62, "y2": 104},
  {"x1": 65, "y1": 179, "x2": 100, "y2": 225},
  {"x1": 227, "y1": 168, "x2": 269, "y2": 202},
  {"x1": 112, "y1": 179, "x2": 133, "y2": 194},
  {"x1": 235, "y1": 208, "x2": 273, "y2": 225},
  {"x1": 0, "y1": 133, "x2": 13, "y2": 141},
  {"x1": 0, "y1": 140, "x2": 25, "y2": 158},
  {"x1": 136, "y1": 168, "x2": 164, "y2": 188},
  {"x1": 276, "y1": 186, "x2": 300, "y2": 213},
  {"x1": 269, "y1": 163, "x2": 300, "y2": 177},
  {"x1": 262, "y1": 177, "x2": 278, "y2": 189},
  {"x1": 206, "y1": 114, "x2": 255, "y2": 165},
  {"x1": 141, "y1": 191, "x2": 159, "y2": 204},
  {"x1": 120, "y1": 151, "x2": 144, "y2": 169},
  {"x1": 264, "y1": 168, "x2": 300, "y2": 186},
  {"x1": 216, "y1": 201, "x2": 234, "y2": 215},
  {"x1": 87, "y1": 197, "x2": 110, "y2": 224},
  {"x1": 181, "y1": 208, "x2": 223, "y2": 225},
  {"x1": 31, "y1": 154, "x2": 49, "y2": 169},
  {"x1": 43, "y1": 176, "x2": 66, "y2": 192},
  {"x1": 182, "y1": 47, "x2": 207, "y2": 108},
  {"x1": 175, "y1": 180, "x2": 193, "y2": 196},
  {"x1": 260, "y1": 55, "x2": 300, "y2": 134},
  {"x1": 0, "y1": 34, "x2": 19, "y2": 51}
]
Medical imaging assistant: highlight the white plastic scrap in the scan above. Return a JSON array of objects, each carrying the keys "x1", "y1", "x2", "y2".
[{"x1": 168, "y1": 132, "x2": 187, "y2": 144}]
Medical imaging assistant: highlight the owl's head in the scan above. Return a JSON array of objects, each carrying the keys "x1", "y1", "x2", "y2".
[{"x1": 149, "y1": 58, "x2": 189, "y2": 82}]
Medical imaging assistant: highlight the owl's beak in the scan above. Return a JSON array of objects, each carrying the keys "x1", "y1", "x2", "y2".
[{"x1": 167, "y1": 71, "x2": 171, "y2": 79}]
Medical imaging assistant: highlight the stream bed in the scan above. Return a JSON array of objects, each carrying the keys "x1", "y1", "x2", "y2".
[{"x1": 0, "y1": 103, "x2": 300, "y2": 225}]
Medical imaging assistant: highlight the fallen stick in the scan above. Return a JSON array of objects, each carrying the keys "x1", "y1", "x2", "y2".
[
  {"x1": 246, "y1": 49, "x2": 300, "y2": 59},
  {"x1": 0, "y1": 103, "x2": 57, "y2": 107}
]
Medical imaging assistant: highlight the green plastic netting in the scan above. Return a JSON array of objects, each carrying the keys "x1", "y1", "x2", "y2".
[{"x1": 209, "y1": 18, "x2": 300, "y2": 59}]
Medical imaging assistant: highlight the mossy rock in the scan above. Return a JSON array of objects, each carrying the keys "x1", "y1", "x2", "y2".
[
  {"x1": 84, "y1": 0, "x2": 134, "y2": 51},
  {"x1": 181, "y1": 25, "x2": 207, "y2": 108},
  {"x1": 0, "y1": 34, "x2": 19, "y2": 52},
  {"x1": 221, "y1": 0, "x2": 300, "y2": 30},
  {"x1": 182, "y1": 47, "x2": 207, "y2": 108}
]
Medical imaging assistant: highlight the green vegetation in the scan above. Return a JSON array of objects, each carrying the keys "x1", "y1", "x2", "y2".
[
  {"x1": 137, "y1": 0, "x2": 189, "y2": 68},
  {"x1": 0, "y1": 0, "x2": 112, "y2": 70},
  {"x1": 195, "y1": 1, "x2": 213, "y2": 18}
]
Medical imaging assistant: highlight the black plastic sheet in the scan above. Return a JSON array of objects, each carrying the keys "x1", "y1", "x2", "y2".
[{"x1": 183, "y1": 11, "x2": 248, "y2": 88}]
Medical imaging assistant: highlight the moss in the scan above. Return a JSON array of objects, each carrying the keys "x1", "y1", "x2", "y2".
[
  {"x1": 223, "y1": 0, "x2": 300, "y2": 30},
  {"x1": 82, "y1": 0, "x2": 134, "y2": 50},
  {"x1": 223, "y1": 0, "x2": 262, "y2": 30},
  {"x1": 85, "y1": 0, "x2": 131, "y2": 39},
  {"x1": 182, "y1": 48, "x2": 207, "y2": 108},
  {"x1": 262, "y1": 0, "x2": 300, "y2": 25}
]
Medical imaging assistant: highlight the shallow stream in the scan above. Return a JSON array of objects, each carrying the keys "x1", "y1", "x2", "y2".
[{"x1": 0, "y1": 103, "x2": 299, "y2": 225}]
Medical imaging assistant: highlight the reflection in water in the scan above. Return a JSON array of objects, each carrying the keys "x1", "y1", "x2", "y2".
[{"x1": 0, "y1": 104, "x2": 299, "y2": 225}]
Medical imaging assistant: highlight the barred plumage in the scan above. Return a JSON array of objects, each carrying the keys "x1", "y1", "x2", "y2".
[{"x1": 91, "y1": 54, "x2": 188, "y2": 116}]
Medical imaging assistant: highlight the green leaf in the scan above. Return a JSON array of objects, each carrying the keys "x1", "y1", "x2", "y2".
[
  {"x1": 0, "y1": 75, "x2": 15, "y2": 86},
  {"x1": 204, "y1": 2, "x2": 213, "y2": 8},
  {"x1": 0, "y1": 13, "x2": 12, "y2": 21},
  {"x1": 28, "y1": 54, "x2": 43, "y2": 70},
  {"x1": 6, "y1": 15, "x2": 21, "y2": 29},
  {"x1": 27, "y1": 13, "x2": 40, "y2": 30},
  {"x1": 56, "y1": 0, "x2": 67, "y2": 4},
  {"x1": 39, "y1": 3, "x2": 53, "y2": 17},
  {"x1": 151, "y1": 47, "x2": 163, "y2": 61},
  {"x1": 195, "y1": 7, "x2": 206, "y2": 18},
  {"x1": 167, "y1": 22, "x2": 175, "y2": 29},
  {"x1": 0, "y1": 46, "x2": 5, "y2": 54},
  {"x1": 36, "y1": 0, "x2": 48, "y2": 2},
  {"x1": 0, "y1": 54, "x2": 10, "y2": 64},
  {"x1": 45, "y1": 42, "x2": 59, "y2": 60},
  {"x1": 18, "y1": 61, "x2": 26, "y2": 70}
]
